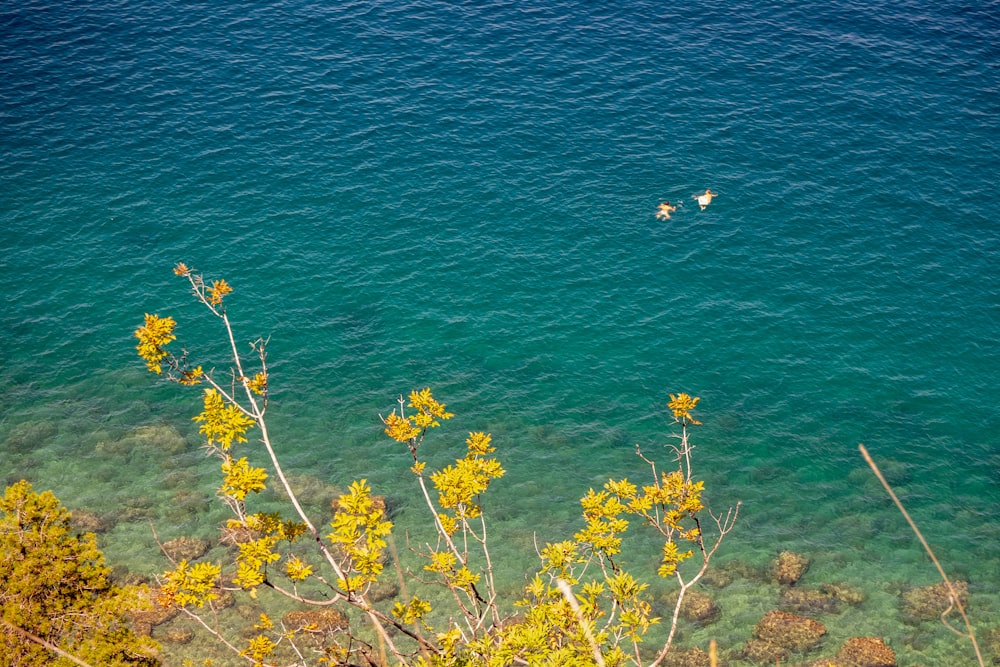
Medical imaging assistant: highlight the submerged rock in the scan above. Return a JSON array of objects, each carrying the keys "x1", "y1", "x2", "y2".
[
  {"x1": 659, "y1": 646, "x2": 713, "y2": 667},
  {"x1": 70, "y1": 508, "x2": 111, "y2": 534},
  {"x1": 753, "y1": 609, "x2": 827, "y2": 652},
  {"x1": 780, "y1": 587, "x2": 841, "y2": 614},
  {"x1": 772, "y1": 550, "x2": 810, "y2": 586},
  {"x1": 741, "y1": 638, "x2": 790, "y2": 665},
  {"x1": 779, "y1": 581, "x2": 865, "y2": 615},
  {"x1": 111, "y1": 495, "x2": 157, "y2": 523},
  {"x1": 165, "y1": 488, "x2": 213, "y2": 525},
  {"x1": 368, "y1": 578, "x2": 400, "y2": 603},
  {"x1": 6, "y1": 420, "x2": 58, "y2": 453},
  {"x1": 283, "y1": 608, "x2": 349, "y2": 631},
  {"x1": 98, "y1": 424, "x2": 188, "y2": 456},
  {"x1": 836, "y1": 637, "x2": 896, "y2": 666},
  {"x1": 699, "y1": 566, "x2": 735, "y2": 588},
  {"x1": 159, "y1": 627, "x2": 194, "y2": 644},
  {"x1": 716, "y1": 559, "x2": 769, "y2": 583},
  {"x1": 900, "y1": 581, "x2": 968, "y2": 622},
  {"x1": 213, "y1": 588, "x2": 235, "y2": 610},
  {"x1": 663, "y1": 588, "x2": 721, "y2": 625},
  {"x1": 271, "y1": 472, "x2": 342, "y2": 513},
  {"x1": 820, "y1": 582, "x2": 865, "y2": 606},
  {"x1": 129, "y1": 588, "x2": 180, "y2": 636},
  {"x1": 680, "y1": 589, "x2": 721, "y2": 625},
  {"x1": 130, "y1": 424, "x2": 189, "y2": 454},
  {"x1": 161, "y1": 536, "x2": 211, "y2": 562},
  {"x1": 985, "y1": 626, "x2": 1000, "y2": 663}
]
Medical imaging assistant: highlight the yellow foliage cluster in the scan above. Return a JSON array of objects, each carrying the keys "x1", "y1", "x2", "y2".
[
  {"x1": 384, "y1": 388, "x2": 454, "y2": 445},
  {"x1": 424, "y1": 550, "x2": 481, "y2": 593},
  {"x1": 245, "y1": 371, "x2": 268, "y2": 395},
  {"x1": 134, "y1": 313, "x2": 176, "y2": 374},
  {"x1": 479, "y1": 573, "x2": 629, "y2": 667},
  {"x1": 178, "y1": 365, "x2": 204, "y2": 386},
  {"x1": 384, "y1": 411, "x2": 421, "y2": 442},
  {"x1": 194, "y1": 388, "x2": 256, "y2": 451},
  {"x1": 233, "y1": 535, "x2": 281, "y2": 591},
  {"x1": 409, "y1": 387, "x2": 455, "y2": 427},
  {"x1": 667, "y1": 393, "x2": 701, "y2": 426},
  {"x1": 241, "y1": 634, "x2": 277, "y2": 667},
  {"x1": 207, "y1": 279, "x2": 233, "y2": 305},
  {"x1": 597, "y1": 470, "x2": 705, "y2": 578},
  {"x1": 284, "y1": 554, "x2": 313, "y2": 582},
  {"x1": 327, "y1": 479, "x2": 394, "y2": 593},
  {"x1": 539, "y1": 540, "x2": 586, "y2": 579},
  {"x1": 172, "y1": 263, "x2": 233, "y2": 309},
  {"x1": 572, "y1": 396, "x2": 709, "y2": 581},
  {"x1": 575, "y1": 487, "x2": 631, "y2": 559},
  {"x1": 243, "y1": 511, "x2": 308, "y2": 543},
  {"x1": 159, "y1": 559, "x2": 221, "y2": 608},
  {"x1": 430, "y1": 432, "x2": 505, "y2": 535},
  {"x1": 216, "y1": 513, "x2": 307, "y2": 595},
  {"x1": 392, "y1": 596, "x2": 433, "y2": 625},
  {"x1": 482, "y1": 553, "x2": 661, "y2": 663},
  {"x1": 221, "y1": 456, "x2": 268, "y2": 500},
  {"x1": 134, "y1": 310, "x2": 203, "y2": 384}
]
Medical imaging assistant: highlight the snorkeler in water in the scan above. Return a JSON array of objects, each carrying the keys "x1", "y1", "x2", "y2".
[
  {"x1": 655, "y1": 201, "x2": 678, "y2": 219},
  {"x1": 694, "y1": 189, "x2": 716, "y2": 210}
]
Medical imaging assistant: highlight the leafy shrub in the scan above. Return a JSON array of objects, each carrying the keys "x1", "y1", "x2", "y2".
[{"x1": 0, "y1": 480, "x2": 160, "y2": 666}]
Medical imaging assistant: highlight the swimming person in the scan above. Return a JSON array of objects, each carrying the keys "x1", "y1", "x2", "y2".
[
  {"x1": 656, "y1": 201, "x2": 677, "y2": 219},
  {"x1": 694, "y1": 189, "x2": 716, "y2": 210}
]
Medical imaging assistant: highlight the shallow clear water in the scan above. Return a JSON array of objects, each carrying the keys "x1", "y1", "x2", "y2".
[{"x1": 2, "y1": 0, "x2": 998, "y2": 664}]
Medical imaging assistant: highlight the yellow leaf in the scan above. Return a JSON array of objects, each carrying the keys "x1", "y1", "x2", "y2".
[
  {"x1": 193, "y1": 389, "x2": 255, "y2": 450},
  {"x1": 667, "y1": 393, "x2": 702, "y2": 425},
  {"x1": 134, "y1": 314, "x2": 177, "y2": 374}
]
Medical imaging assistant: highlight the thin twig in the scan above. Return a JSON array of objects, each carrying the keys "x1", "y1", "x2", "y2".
[
  {"x1": 2, "y1": 620, "x2": 97, "y2": 667},
  {"x1": 176, "y1": 606, "x2": 250, "y2": 661},
  {"x1": 859, "y1": 444, "x2": 985, "y2": 667}
]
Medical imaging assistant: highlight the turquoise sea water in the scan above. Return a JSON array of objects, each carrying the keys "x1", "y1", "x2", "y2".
[{"x1": 2, "y1": 0, "x2": 998, "y2": 664}]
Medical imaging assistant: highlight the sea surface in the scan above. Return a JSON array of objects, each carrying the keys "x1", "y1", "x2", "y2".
[{"x1": 2, "y1": 0, "x2": 998, "y2": 664}]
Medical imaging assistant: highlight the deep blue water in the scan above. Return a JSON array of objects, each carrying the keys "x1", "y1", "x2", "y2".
[{"x1": 2, "y1": 0, "x2": 999, "y2": 663}]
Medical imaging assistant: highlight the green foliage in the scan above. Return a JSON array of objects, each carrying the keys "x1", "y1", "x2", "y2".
[{"x1": 0, "y1": 480, "x2": 160, "y2": 666}]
